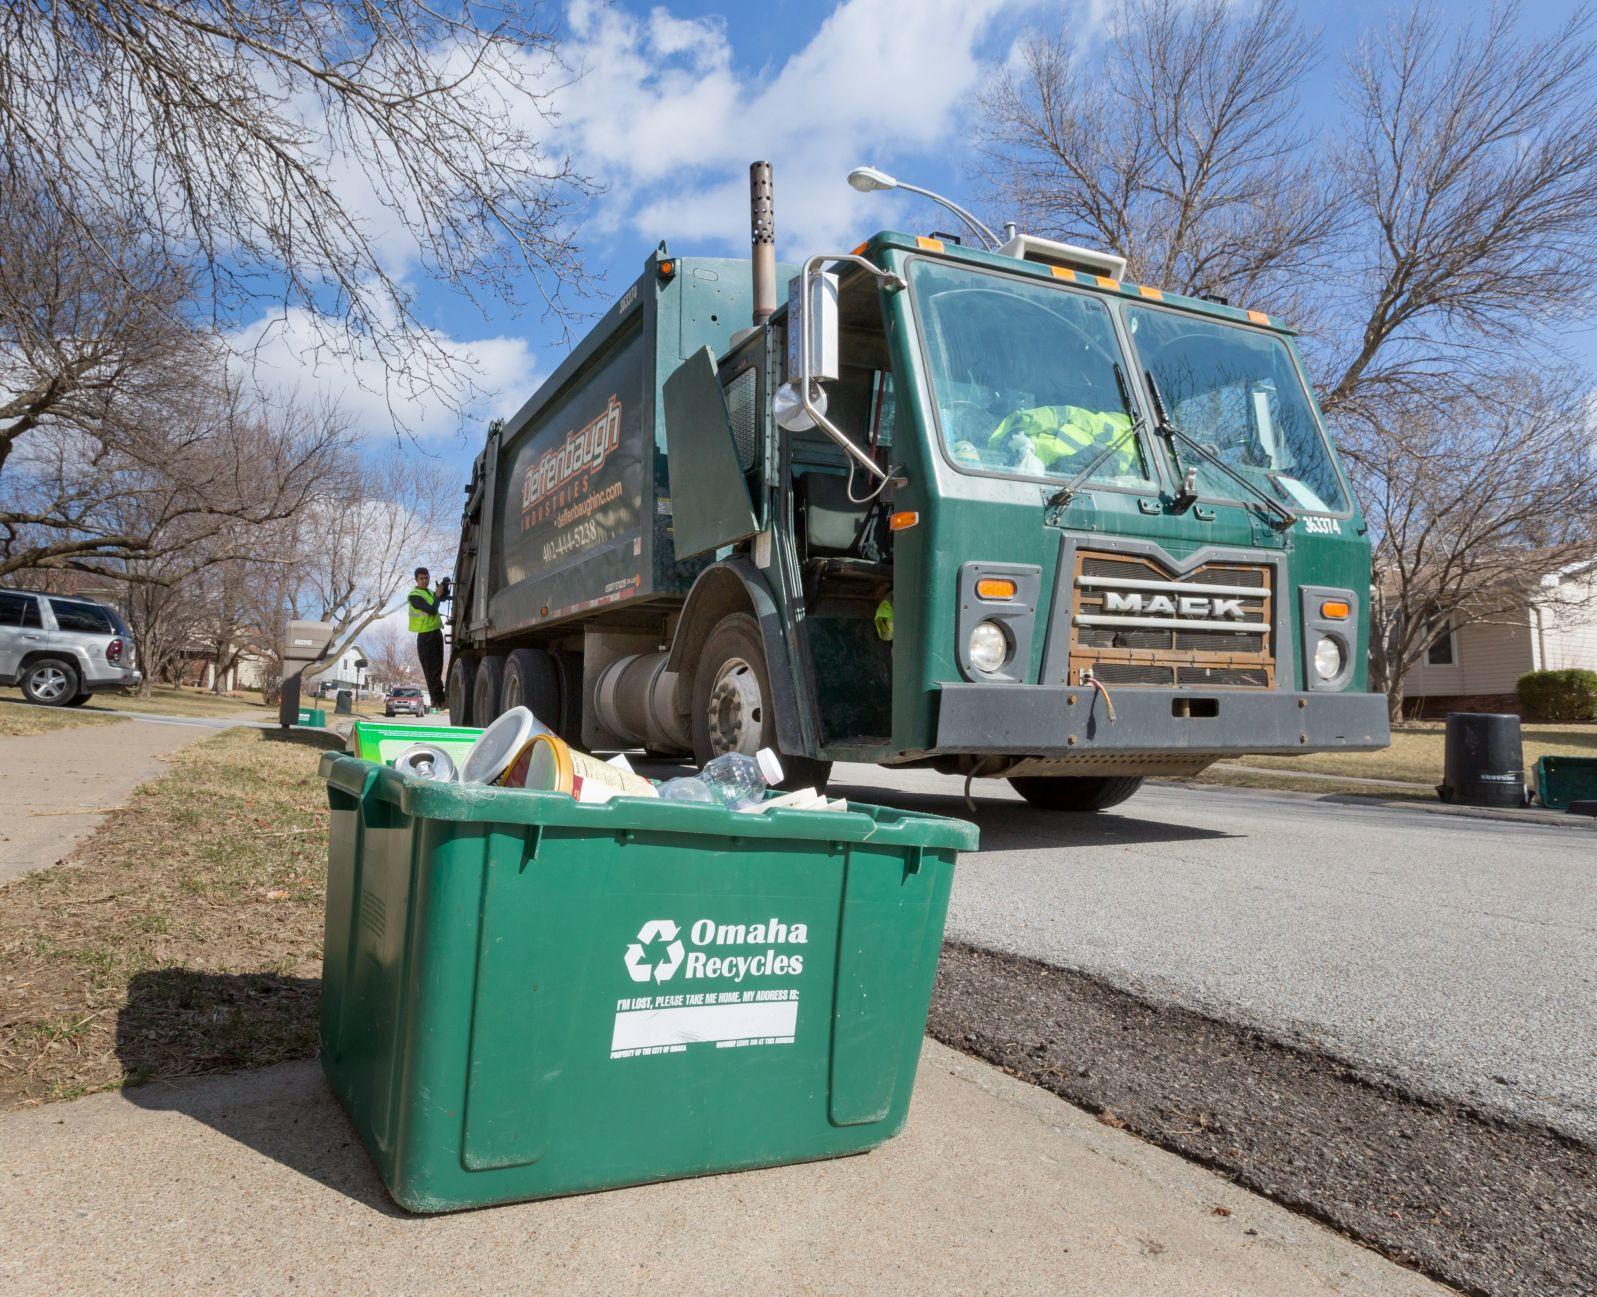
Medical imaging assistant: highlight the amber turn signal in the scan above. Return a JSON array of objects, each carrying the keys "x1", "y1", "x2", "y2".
[
  {"x1": 658, "y1": 259, "x2": 676, "y2": 279},
  {"x1": 976, "y1": 577, "x2": 1018, "y2": 600},
  {"x1": 1320, "y1": 599, "x2": 1351, "y2": 620},
  {"x1": 889, "y1": 511, "x2": 919, "y2": 531}
]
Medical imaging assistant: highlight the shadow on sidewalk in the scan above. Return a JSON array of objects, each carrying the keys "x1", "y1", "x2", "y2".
[{"x1": 115, "y1": 967, "x2": 402, "y2": 1216}]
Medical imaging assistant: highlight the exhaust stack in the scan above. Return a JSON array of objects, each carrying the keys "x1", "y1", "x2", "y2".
[{"x1": 750, "y1": 161, "x2": 776, "y2": 325}]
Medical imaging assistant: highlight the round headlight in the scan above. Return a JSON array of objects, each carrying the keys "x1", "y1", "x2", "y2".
[
  {"x1": 1313, "y1": 634, "x2": 1344, "y2": 681},
  {"x1": 968, "y1": 620, "x2": 1010, "y2": 673}
]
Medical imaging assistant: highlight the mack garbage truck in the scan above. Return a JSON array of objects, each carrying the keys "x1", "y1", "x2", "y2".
[{"x1": 446, "y1": 162, "x2": 1389, "y2": 811}]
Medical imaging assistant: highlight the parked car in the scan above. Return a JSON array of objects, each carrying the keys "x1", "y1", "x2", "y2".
[
  {"x1": 385, "y1": 685, "x2": 427, "y2": 717},
  {"x1": 0, "y1": 590, "x2": 142, "y2": 706}
]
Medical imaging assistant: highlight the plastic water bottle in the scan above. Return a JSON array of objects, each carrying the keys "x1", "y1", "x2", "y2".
[
  {"x1": 657, "y1": 776, "x2": 715, "y2": 803},
  {"x1": 699, "y1": 749, "x2": 784, "y2": 810}
]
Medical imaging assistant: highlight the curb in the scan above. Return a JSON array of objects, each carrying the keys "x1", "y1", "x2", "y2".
[{"x1": 1169, "y1": 776, "x2": 1588, "y2": 830}]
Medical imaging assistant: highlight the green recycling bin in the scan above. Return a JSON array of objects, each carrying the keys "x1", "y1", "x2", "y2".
[
  {"x1": 318, "y1": 753, "x2": 977, "y2": 1213},
  {"x1": 345, "y1": 720, "x2": 483, "y2": 765}
]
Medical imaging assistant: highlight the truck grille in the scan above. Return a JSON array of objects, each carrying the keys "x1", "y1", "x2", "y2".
[{"x1": 1070, "y1": 551, "x2": 1275, "y2": 689}]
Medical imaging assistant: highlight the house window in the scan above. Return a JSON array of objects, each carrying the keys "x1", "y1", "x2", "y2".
[{"x1": 1425, "y1": 630, "x2": 1456, "y2": 667}]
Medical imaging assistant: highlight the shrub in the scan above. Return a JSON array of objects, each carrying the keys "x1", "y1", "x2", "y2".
[{"x1": 1515, "y1": 669, "x2": 1597, "y2": 722}]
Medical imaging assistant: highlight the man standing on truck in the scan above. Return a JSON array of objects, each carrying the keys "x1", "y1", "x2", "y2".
[{"x1": 408, "y1": 567, "x2": 450, "y2": 712}]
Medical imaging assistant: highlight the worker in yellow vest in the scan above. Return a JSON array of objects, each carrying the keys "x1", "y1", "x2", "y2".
[
  {"x1": 987, "y1": 404, "x2": 1139, "y2": 478},
  {"x1": 408, "y1": 567, "x2": 451, "y2": 711}
]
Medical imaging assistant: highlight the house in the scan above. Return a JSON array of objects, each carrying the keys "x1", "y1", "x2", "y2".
[
  {"x1": 1402, "y1": 562, "x2": 1597, "y2": 716},
  {"x1": 308, "y1": 644, "x2": 370, "y2": 696}
]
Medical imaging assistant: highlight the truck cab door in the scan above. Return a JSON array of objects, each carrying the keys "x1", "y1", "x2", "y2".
[{"x1": 663, "y1": 344, "x2": 762, "y2": 558}]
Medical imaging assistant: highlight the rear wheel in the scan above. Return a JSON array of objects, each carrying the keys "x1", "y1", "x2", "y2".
[
  {"x1": 65, "y1": 692, "x2": 91, "y2": 708},
  {"x1": 20, "y1": 658, "x2": 79, "y2": 707},
  {"x1": 446, "y1": 651, "x2": 481, "y2": 726},
  {"x1": 690, "y1": 613, "x2": 831, "y2": 792},
  {"x1": 1007, "y1": 775, "x2": 1144, "y2": 812},
  {"x1": 501, "y1": 648, "x2": 565, "y2": 735},
  {"x1": 472, "y1": 654, "x2": 505, "y2": 725}
]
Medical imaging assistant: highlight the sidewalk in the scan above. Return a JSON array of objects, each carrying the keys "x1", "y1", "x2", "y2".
[
  {"x1": 0, "y1": 720, "x2": 209, "y2": 887},
  {"x1": 0, "y1": 1041, "x2": 1447, "y2": 1297}
]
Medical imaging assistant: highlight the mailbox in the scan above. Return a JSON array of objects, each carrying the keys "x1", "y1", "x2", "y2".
[{"x1": 280, "y1": 620, "x2": 337, "y2": 727}]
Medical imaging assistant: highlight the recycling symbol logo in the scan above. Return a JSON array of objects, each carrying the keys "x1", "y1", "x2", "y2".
[{"x1": 624, "y1": 919, "x2": 685, "y2": 984}]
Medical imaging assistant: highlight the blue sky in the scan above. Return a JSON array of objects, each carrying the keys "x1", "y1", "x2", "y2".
[{"x1": 251, "y1": 0, "x2": 1590, "y2": 484}]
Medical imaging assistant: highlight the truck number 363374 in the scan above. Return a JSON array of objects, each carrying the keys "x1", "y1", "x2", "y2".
[{"x1": 1303, "y1": 516, "x2": 1342, "y2": 535}]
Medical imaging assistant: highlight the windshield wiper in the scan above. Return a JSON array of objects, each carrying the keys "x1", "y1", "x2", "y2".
[
  {"x1": 1046, "y1": 364, "x2": 1146, "y2": 509},
  {"x1": 1143, "y1": 369, "x2": 1298, "y2": 532}
]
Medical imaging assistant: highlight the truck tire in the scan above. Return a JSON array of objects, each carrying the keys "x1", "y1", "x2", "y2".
[
  {"x1": 473, "y1": 654, "x2": 505, "y2": 725},
  {"x1": 447, "y1": 651, "x2": 481, "y2": 726},
  {"x1": 690, "y1": 613, "x2": 831, "y2": 793},
  {"x1": 19, "y1": 657, "x2": 80, "y2": 707},
  {"x1": 501, "y1": 648, "x2": 563, "y2": 733},
  {"x1": 1007, "y1": 775, "x2": 1144, "y2": 812}
]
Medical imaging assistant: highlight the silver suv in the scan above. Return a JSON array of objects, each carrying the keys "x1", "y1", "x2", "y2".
[{"x1": 0, "y1": 590, "x2": 142, "y2": 706}]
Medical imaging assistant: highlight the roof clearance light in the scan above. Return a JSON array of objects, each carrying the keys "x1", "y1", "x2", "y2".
[
  {"x1": 1320, "y1": 599, "x2": 1351, "y2": 620},
  {"x1": 975, "y1": 578, "x2": 1017, "y2": 600}
]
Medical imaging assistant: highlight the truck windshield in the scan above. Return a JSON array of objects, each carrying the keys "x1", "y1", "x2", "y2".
[
  {"x1": 1124, "y1": 306, "x2": 1348, "y2": 514},
  {"x1": 909, "y1": 260, "x2": 1152, "y2": 489}
]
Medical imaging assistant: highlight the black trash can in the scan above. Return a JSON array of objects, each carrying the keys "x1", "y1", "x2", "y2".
[
  {"x1": 335, "y1": 688, "x2": 354, "y2": 716},
  {"x1": 1438, "y1": 712, "x2": 1525, "y2": 807}
]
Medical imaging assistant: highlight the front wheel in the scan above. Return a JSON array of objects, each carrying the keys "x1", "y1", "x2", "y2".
[
  {"x1": 64, "y1": 692, "x2": 92, "y2": 708},
  {"x1": 690, "y1": 613, "x2": 831, "y2": 793},
  {"x1": 1007, "y1": 774, "x2": 1144, "y2": 812},
  {"x1": 20, "y1": 658, "x2": 80, "y2": 707}
]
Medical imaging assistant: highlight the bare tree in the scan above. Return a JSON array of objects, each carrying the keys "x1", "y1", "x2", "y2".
[
  {"x1": 295, "y1": 449, "x2": 454, "y2": 659},
  {"x1": 364, "y1": 621, "x2": 421, "y2": 690},
  {"x1": 0, "y1": 1, "x2": 591, "y2": 398},
  {"x1": 0, "y1": 185, "x2": 350, "y2": 580},
  {"x1": 978, "y1": 0, "x2": 1344, "y2": 327},
  {"x1": 1351, "y1": 372, "x2": 1597, "y2": 718},
  {"x1": 1324, "y1": 3, "x2": 1597, "y2": 423}
]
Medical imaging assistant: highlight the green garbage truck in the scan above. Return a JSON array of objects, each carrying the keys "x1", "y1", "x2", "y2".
[{"x1": 447, "y1": 162, "x2": 1389, "y2": 811}]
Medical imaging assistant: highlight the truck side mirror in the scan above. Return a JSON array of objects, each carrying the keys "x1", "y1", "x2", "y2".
[{"x1": 775, "y1": 270, "x2": 838, "y2": 431}]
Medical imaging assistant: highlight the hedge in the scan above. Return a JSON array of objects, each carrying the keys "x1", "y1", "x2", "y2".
[{"x1": 1515, "y1": 669, "x2": 1597, "y2": 722}]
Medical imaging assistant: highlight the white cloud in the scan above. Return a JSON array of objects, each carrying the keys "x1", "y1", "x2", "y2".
[
  {"x1": 553, "y1": 0, "x2": 1040, "y2": 253},
  {"x1": 228, "y1": 307, "x2": 536, "y2": 442}
]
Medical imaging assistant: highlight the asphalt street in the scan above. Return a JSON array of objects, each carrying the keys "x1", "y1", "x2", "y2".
[{"x1": 828, "y1": 765, "x2": 1597, "y2": 1141}]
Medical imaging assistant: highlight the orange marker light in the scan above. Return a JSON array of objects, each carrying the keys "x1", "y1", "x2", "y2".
[
  {"x1": 851, "y1": 241, "x2": 869, "y2": 256},
  {"x1": 1050, "y1": 266, "x2": 1076, "y2": 282},
  {"x1": 658, "y1": 259, "x2": 676, "y2": 279},
  {"x1": 1095, "y1": 275, "x2": 1121, "y2": 291},
  {"x1": 915, "y1": 235, "x2": 944, "y2": 252},
  {"x1": 1137, "y1": 285, "x2": 1163, "y2": 300},
  {"x1": 1246, "y1": 309, "x2": 1270, "y2": 325},
  {"x1": 1320, "y1": 599, "x2": 1351, "y2": 620},
  {"x1": 889, "y1": 511, "x2": 919, "y2": 531},
  {"x1": 976, "y1": 577, "x2": 1018, "y2": 600}
]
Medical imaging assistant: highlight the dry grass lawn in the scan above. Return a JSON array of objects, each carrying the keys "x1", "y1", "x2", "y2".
[
  {"x1": 1222, "y1": 722, "x2": 1596, "y2": 789},
  {"x1": 0, "y1": 700, "x2": 124, "y2": 738},
  {"x1": 0, "y1": 726, "x2": 341, "y2": 1108}
]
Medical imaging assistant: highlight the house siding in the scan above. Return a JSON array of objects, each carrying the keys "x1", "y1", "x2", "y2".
[
  {"x1": 1404, "y1": 617, "x2": 1535, "y2": 698},
  {"x1": 1534, "y1": 575, "x2": 1597, "y2": 672}
]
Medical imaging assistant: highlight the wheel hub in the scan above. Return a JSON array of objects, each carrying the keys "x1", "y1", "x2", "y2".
[
  {"x1": 33, "y1": 666, "x2": 68, "y2": 701},
  {"x1": 706, "y1": 657, "x2": 763, "y2": 755}
]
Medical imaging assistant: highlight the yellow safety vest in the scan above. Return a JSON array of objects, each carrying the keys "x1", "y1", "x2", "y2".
[
  {"x1": 407, "y1": 587, "x2": 442, "y2": 634},
  {"x1": 989, "y1": 405, "x2": 1138, "y2": 477}
]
